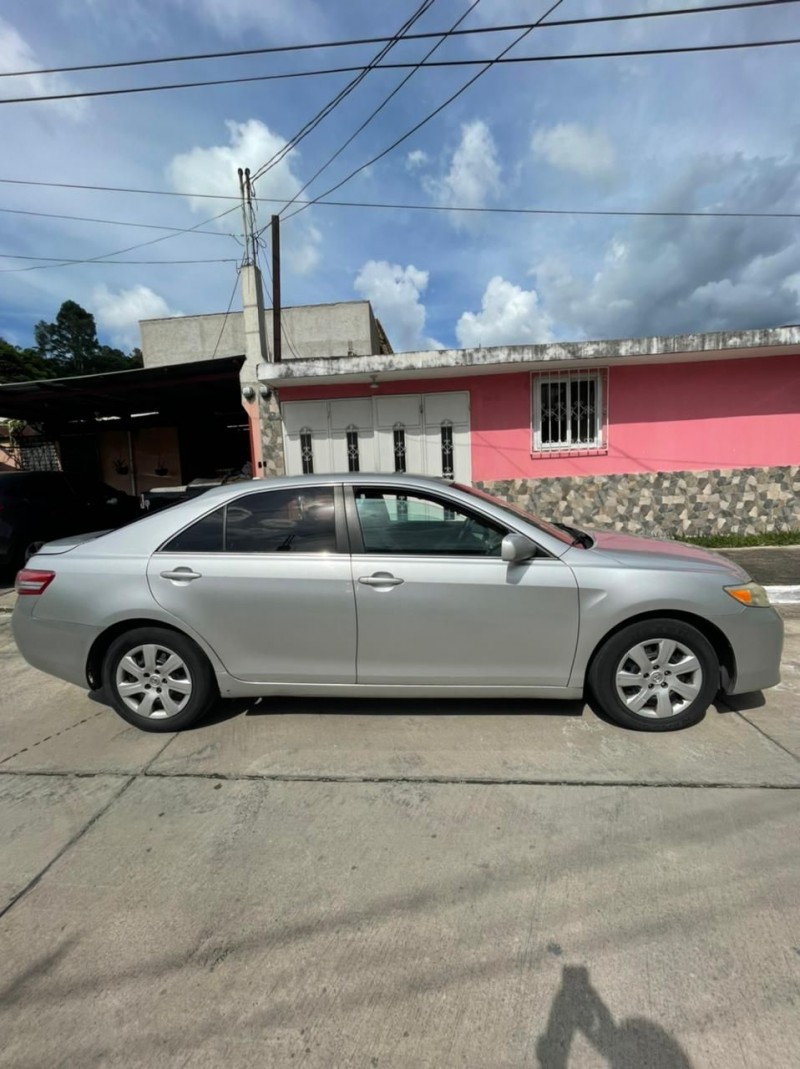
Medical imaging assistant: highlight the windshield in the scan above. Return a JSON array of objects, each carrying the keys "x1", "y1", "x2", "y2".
[{"x1": 454, "y1": 483, "x2": 574, "y2": 546}]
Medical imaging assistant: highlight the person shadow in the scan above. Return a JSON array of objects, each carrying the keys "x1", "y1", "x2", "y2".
[{"x1": 536, "y1": 965, "x2": 693, "y2": 1069}]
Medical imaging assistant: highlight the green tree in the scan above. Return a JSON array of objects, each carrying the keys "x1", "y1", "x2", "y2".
[
  {"x1": 34, "y1": 299, "x2": 100, "y2": 375},
  {"x1": 33, "y1": 300, "x2": 141, "y2": 376},
  {"x1": 0, "y1": 338, "x2": 55, "y2": 383}
]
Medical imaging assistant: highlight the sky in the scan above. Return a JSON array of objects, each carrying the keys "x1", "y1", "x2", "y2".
[{"x1": 1, "y1": 0, "x2": 800, "y2": 354}]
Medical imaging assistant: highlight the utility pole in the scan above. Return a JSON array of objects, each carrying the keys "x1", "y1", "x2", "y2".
[{"x1": 271, "y1": 214, "x2": 282, "y2": 364}]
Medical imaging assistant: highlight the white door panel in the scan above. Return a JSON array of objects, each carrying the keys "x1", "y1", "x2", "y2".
[
  {"x1": 283, "y1": 401, "x2": 328, "y2": 435},
  {"x1": 329, "y1": 398, "x2": 373, "y2": 430},
  {"x1": 375, "y1": 395, "x2": 422, "y2": 428},
  {"x1": 331, "y1": 428, "x2": 376, "y2": 473},
  {"x1": 282, "y1": 392, "x2": 472, "y2": 478},
  {"x1": 423, "y1": 392, "x2": 469, "y2": 426}
]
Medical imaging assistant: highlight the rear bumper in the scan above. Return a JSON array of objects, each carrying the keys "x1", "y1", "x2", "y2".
[
  {"x1": 722, "y1": 605, "x2": 784, "y2": 695},
  {"x1": 11, "y1": 600, "x2": 99, "y2": 689}
]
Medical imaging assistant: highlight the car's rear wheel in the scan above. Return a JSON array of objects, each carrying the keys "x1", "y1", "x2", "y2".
[
  {"x1": 588, "y1": 619, "x2": 719, "y2": 731},
  {"x1": 103, "y1": 626, "x2": 217, "y2": 732}
]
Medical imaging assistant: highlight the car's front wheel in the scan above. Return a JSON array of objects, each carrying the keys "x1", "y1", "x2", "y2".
[
  {"x1": 588, "y1": 618, "x2": 719, "y2": 731},
  {"x1": 103, "y1": 626, "x2": 217, "y2": 732}
]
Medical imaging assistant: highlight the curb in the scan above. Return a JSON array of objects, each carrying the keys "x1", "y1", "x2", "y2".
[{"x1": 765, "y1": 585, "x2": 800, "y2": 605}]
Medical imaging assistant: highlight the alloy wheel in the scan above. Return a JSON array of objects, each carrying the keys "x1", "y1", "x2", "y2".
[
  {"x1": 614, "y1": 638, "x2": 703, "y2": 719},
  {"x1": 115, "y1": 643, "x2": 193, "y2": 719}
]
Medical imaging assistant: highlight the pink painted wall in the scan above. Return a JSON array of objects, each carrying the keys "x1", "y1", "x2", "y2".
[{"x1": 278, "y1": 353, "x2": 800, "y2": 480}]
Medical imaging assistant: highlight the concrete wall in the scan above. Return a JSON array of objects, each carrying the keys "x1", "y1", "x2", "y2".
[{"x1": 140, "y1": 301, "x2": 382, "y2": 368}]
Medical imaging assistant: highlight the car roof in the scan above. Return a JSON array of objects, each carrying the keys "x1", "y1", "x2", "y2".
[{"x1": 194, "y1": 472, "x2": 454, "y2": 502}]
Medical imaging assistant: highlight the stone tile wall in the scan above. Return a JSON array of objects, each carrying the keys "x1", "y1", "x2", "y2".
[
  {"x1": 478, "y1": 466, "x2": 799, "y2": 538},
  {"x1": 259, "y1": 392, "x2": 286, "y2": 478}
]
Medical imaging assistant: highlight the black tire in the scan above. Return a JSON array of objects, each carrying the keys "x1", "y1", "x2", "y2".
[
  {"x1": 102, "y1": 626, "x2": 218, "y2": 733},
  {"x1": 588, "y1": 618, "x2": 719, "y2": 732}
]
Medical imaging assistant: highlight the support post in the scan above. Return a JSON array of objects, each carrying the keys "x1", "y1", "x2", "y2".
[{"x1": 271, "y1": 214, "x2": 282, "y2": 364}]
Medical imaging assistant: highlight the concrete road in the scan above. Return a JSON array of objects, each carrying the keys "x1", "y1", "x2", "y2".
[{"x1": 1, "y1": 612, "x2": 799, "y2": 1068}]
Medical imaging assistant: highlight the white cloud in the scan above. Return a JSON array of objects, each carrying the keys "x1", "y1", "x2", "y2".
[
  {"x1": 535, "y1": 151, "x2": 800, "y2": 338},
  {"x1": 93, "y1": 285, "x2": 182, "y2": 348},
  {"x1": 354, "y1": 260, "x2": 441, "y2": 352},
  {"x1": 167, "y1": 119, "x2": 321, "y2": 275},
  {"x1": 185, "y1": 0, "x2": 327, "y2": 39},
  {"x1": 405, "y1": 149, "x2": 428, "y2": 171},
  {"x1": 423, "y1": 120, "x2": 502, "y2": 227},
  {"x1": 0, "y1": 18, "x2": 86, "y2": 119},
  {"x1": 532, "y1": 123, "x2": 617, "y2": 181},
  {"x1": 456, "y1": 276, "x2": 553, "y2": 348}
]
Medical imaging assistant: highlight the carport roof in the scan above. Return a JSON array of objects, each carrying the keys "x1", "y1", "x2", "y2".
[{"x1": 0, "y1": 356, "x2": 245, "y2": 421}]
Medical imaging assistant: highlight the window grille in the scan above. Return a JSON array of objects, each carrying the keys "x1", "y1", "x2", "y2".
[
  {"x1": 393, "y1": 423, "x2": 406, "y2": 472},
  {"x1": 299, "y1": 428, "x2": 314, "y2": 474},
  {"x1": 440, "y1": 420, "x2": 454, "y2": 479},
  {"x1": 532, "y1": 369, "x2": 607, "y2": 453},
  {"x1": 346, "y1": 425, "x2": 360, "y2": 472}
]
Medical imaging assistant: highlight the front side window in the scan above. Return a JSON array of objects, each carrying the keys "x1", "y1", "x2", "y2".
[
  {"x1": 162, "y1": 488, "x2": 336, "y2": 553},
  {"x1": 354, "y1": 488, "x2": 505, "y2": 556},
  {"x1": 532, "y1": 370, "x2": 606, "y2": 453}
]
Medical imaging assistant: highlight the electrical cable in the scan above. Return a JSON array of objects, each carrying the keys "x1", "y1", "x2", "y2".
[
  {"x1": 1, "y1": 1, "x2": 793, "y2": 78},
  {"x1": 4, "y1": 37, "x2": 800, "y2": 105},
  {"x1": 0, "y1": 254, "x2": 239, "y2": 273},
  {"x1": 277, "y1": 0, "x2": 483, "y2": 220},
  {"x1": 210, "y1": 266, "x2": 244, "y2": 360},
  {"x1": 2, "y1": 180, "x2": 796, "y2": 219},
  {"x1": 0, "y1": 205, "x2": 233, "y2": 235},
  {"x1": 248, "y1": 0, "x2": 438, "y2": 185},
  {"x1": 283, "y1": 0, "x2": 568, "y2": 221}
]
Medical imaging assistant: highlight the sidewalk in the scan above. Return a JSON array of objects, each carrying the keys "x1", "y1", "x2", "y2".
[{"x1": 717, "y1": 545, "x2": 800, "y2": 585}]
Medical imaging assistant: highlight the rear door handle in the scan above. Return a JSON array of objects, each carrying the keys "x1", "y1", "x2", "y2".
[
  {"x1": 358, "y1": 572, "x2": 404, "y2": 588},
  {"x1": 160, "y1": 568, "x2": 202, "y2": 582}
]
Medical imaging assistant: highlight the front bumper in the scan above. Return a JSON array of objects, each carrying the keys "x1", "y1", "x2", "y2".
[
  {"x1": 11, "y1": 599, "x2": 99, "y2": 689},
  {"x1": 721, "y1": 605, "x2": 784, "y2": 694}
]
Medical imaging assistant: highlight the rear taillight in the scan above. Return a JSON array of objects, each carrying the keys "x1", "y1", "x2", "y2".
[{"x1": 16, "y1": 569, "x2": 55, "y2": 595}]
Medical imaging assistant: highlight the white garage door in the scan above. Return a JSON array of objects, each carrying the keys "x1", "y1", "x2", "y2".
[{"x1": 283, "y1": 392, "x2": 471, "y2": 481}]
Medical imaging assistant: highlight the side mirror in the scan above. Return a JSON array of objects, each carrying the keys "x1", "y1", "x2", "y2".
[{"x1": 501, "y1": 532, "x2": 538, "y2": 563}]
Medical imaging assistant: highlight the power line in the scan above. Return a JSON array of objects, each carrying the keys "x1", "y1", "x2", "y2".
[
  {"x1": 0, "y1": 205, "x2": 234, "y2": 236},
  {"x1": 284, "y1": 0, "x2": 568, "y2": 221},
  {"x1": 4, "y1": 37, "x2": 800, "y2": 105},
  {"x1": 0, "y1": 254, "x2": 239, "y2": 274},
  {"x1": 258, "y1": 238, "x2": 302, "y2": 361},
  {"x1": 210, "y1": 268, "x2": 243, "y2": 360},
  {"x1": 249, "y1": 0, "x2": 438, "y2": 185},
  {"x1": 1, "y1": 179, "x2": 795, "y2": 219},
  {"x1": 278, "y1": 0, "x2": 483, "y2": 219},
  {"x1": 1, "y1": 1, "x2": 793, "y2": 78},
  {"x1": 285, "y1": 199, "x2": 800, "y2": 220}
]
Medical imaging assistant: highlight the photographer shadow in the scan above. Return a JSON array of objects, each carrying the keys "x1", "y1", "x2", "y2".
[{"x1": 536, "y1": 964, "x2": 692, "y2": 1069}]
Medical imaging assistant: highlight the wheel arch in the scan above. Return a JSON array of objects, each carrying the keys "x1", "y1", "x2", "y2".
[
  {"x1": 86, "y1": 618, "x2": 209, "y2": 690},
  {"x1": 583, "y1": 610, "x2": 736, "y2": 695}
]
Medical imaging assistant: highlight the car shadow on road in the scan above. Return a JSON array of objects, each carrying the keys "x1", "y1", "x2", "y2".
[
  {"x1": 198, "y1": 695, "x2": 588, "y2": 729},
  {"x1": 536, "y1": 964, "x2": 693, "y2": 1069}
]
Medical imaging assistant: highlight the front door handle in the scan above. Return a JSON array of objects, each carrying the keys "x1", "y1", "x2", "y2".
[
  {"x1": 160, "y1": 568, "x2": 202, "y2": 582},
  {"x1": 358, "y1": 572, "x2": 404, "y2": 588}
]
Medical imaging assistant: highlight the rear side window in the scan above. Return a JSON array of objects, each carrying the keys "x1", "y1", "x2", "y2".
[
  {"x1": 161, "y1": 489, "x2": 336, "y2": 554},
  {"x1": 225, "y1": 489, "x2": 336, "y2": 553},
  {"x1": 162, "y1": 506, "x2": 225, "y2": 552}
]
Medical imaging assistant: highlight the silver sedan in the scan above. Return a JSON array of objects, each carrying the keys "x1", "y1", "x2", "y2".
[{"x1": 12, "y1": 474, "x2": 783, "y2": 733}]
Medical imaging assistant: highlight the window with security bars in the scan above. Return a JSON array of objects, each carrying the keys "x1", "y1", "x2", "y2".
[
  {"x1": 346, "y1": 426, "x2": 360, "y2": 472},
  {"x1": 392, "y1": 423, "x2": 406, "y2": 472},
  {"x1": 299, "y1": 428, "x2": 314, "y2": 474},
  {"x1": 532, "y1": 369, "x2": 607, "y2": 453}
]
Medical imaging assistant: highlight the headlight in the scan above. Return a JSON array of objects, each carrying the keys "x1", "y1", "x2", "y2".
[{"x1": 724, "y1": 582, "x2": 771, "y2": 607}]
